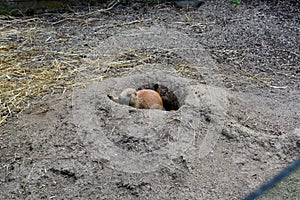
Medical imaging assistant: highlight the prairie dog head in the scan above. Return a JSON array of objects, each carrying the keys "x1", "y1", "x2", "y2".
[{"x1": 118, "y1": 88, "x2": 137, "y2": 107}]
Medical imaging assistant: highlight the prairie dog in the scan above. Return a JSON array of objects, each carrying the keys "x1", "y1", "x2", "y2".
[
  {"x1": 137, "y1": 83, "x2": 180, "y2": 111},
  {"x1": 109, "y1": 88, "x2": 164, "y2": 110}
]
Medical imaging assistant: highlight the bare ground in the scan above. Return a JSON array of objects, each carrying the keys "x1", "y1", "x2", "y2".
[{"x1": 0, "y1": 0, "x2": 299, "y2": 199}]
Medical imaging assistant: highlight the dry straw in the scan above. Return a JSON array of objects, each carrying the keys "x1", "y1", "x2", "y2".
[
  {"x1": 0, "y1": 15, "x2": 80, "y2": 126},
  {"x1": 0, "y1": 43, "x2": 76, "y2": 126}
]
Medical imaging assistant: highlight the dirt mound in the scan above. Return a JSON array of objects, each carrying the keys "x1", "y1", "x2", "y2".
[{"x1": 73, "y1": 72, "x2": 227, "y2": 173}]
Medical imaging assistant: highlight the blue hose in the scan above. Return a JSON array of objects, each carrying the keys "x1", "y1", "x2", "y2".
[{"x1": 244, "y1": 157, "x2": 300, "y2": 200}]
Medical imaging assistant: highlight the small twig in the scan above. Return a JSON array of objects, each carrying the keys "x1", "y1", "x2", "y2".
[{"x1": 267, "y1": 85, "x2": 288, "y2": 89}]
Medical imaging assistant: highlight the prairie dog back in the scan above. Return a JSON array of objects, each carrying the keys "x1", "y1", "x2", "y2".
[{"x1": 136, "y1": 89, "x2": 163, "y2": 110}]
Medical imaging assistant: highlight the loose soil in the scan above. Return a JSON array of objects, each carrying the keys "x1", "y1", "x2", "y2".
[{"x1": 0, "y1": 0, "x2": 299, "y2": 199}]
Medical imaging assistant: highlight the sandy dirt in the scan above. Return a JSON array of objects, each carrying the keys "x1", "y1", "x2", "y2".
[{"x1": 0, "y1": 0, "x2": 299, "y2": 199}]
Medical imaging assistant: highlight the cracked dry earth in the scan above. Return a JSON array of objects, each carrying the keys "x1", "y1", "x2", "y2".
[{"x1": 0, "y1": 0, "x2": 299, "y2": 199}]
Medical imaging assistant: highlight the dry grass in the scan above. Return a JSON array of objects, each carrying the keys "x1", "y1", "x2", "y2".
[
  {"x1": 0, "y1": 16, "x2": 81, "y2": 126},
  {"x1": 0, "y1": 43, "x2": 76, "y2": 126}
]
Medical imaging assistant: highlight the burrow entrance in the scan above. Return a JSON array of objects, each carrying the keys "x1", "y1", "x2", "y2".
[
  {"x1": 137, "y1": 83, "x2": 180, "y2": 111},
  {"x1": 108, "y1": 83, "x2": 181, "y2": 111}
]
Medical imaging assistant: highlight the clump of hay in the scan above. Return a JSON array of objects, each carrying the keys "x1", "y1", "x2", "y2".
[
  {"x1": 0, "y1": 44, "x2": 75, "y2": 126},
  {"x1": 0, "y1": 15, "x2": 85, "y2": 127}
]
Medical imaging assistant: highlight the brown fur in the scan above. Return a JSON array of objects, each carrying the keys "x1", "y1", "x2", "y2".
[
  {"x1": 109, "y1": 88, "x2": 164, "y2": 110},
  {"x1": 135, "y1": 89, "x2": 163, "y2": 109}
]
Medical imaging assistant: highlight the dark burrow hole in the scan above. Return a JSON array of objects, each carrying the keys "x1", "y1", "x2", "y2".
[{"x1": 137, "y1": 83, "x2": 180, "y2": 111}]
